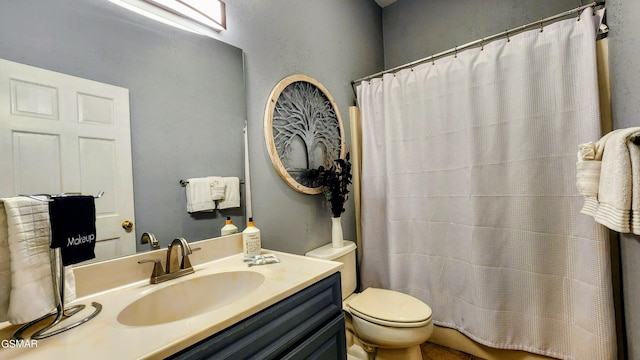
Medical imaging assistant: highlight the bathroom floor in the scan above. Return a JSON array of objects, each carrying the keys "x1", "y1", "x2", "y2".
[{"x1": 421, "y1": 342, "x2": 485, "y2": 360}]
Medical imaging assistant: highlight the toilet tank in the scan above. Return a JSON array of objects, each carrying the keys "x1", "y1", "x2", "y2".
[{"x1": 305, "y1": 240, "x2": 357, "y2": 300}]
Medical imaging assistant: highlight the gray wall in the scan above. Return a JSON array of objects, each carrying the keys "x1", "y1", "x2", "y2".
[
  {"x1": 4, "y1": 0, "x2": 637, "y2": 357},
  {"x1": 382, "y1": 0, "x2": 579, "y2": 69},
  {"x1": 608, "y1": 1, "x2": 640, "y2": 359},
  {"x1": 207, "y1": 0, "x2": 384, "y2": 255},
  {"x1": 382, "y1": 0, "x2": 638, "y2": 358},
  {"x1": 0, "y1": 0, "x2": 247, "y2": 250}
]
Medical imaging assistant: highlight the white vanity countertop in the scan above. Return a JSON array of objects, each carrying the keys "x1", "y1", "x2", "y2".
[{"x1": 0, "y1": 235, "x2": 342, "y2": 359}]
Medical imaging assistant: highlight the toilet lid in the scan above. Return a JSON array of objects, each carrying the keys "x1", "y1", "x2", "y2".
[{"x1": 347, "y1": 288, "x2": 432, "y2": 327}]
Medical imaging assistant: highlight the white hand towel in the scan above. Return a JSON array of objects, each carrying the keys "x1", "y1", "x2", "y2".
[
  {"x1": 186, "y1": 177, "x2": 216, "y2": 213},
  {"x1": 577, "y1": 135, "x2": 612, "y2": 215},
  {"x1": 207, "y1": 176, "x2": 226, "y2": 201},
  {"x1": 576, "y1": 142, "x2": 601, "y2": 197},
  {"x1": 576, "y1": 161, "x2": 601, "y2": 197},
  {"x1": 1, "y1": 197, "x2": 76, "y2": 324},
  {"x1": 217, "y1": 177, "x2": 240, "y2": 209}
]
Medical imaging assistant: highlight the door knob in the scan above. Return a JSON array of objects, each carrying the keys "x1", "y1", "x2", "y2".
[{"x1": 122, "y1": 220, "x2": 134, "y2": 231}]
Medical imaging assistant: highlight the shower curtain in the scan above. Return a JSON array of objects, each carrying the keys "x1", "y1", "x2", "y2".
[{"x1": 356, "y1": 9, "x2": 615, "y2": 360}]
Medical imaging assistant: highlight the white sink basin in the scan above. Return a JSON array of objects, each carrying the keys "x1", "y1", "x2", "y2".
[{"x1": 117, "y1": 271, "x2": 265, "y2": 326}]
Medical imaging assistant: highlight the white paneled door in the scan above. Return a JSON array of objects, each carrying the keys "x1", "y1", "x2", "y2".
[{"x1": 0, "y1": 58, "x2": 136, "y2": 262}]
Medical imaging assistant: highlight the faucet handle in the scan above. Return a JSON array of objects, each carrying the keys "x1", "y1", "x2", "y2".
[{"x1": 138, "y1": 259, "x2": 165, "y2": 279}]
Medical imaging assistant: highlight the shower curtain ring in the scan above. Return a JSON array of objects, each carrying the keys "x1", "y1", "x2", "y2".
[
  {"x1": 481, "y1": 38, "x2": 484, "y2": 51},
  {"x1": 539, "y1": 20, "x2": 544, "y2": 32},
  {"x1": 431, "y1": 56, "x2": 435, "y2": 65},
  {"x1": 454, "y1": 46, "x2": 458, "y2": 58},
  {"x1": 505, "y1": 30, "x2": 510, "y2": 42}
]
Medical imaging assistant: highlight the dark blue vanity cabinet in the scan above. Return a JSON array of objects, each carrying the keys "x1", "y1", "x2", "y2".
[{"x1": 169, "y1": 272, "x2": 346, "y2": 360}]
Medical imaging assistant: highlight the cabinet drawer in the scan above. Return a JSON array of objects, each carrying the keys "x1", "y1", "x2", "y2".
[
  {"x1": 170, "y1": 272, "x2": 343, "y2": 360},
  {"x1": 281, "y1": 313, "x2": 346, "y2": 360}
]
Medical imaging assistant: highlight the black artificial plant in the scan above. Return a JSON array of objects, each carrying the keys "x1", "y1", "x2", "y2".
[{"x1": 310, "y1": 153, "x2": 352, "y2": 218}]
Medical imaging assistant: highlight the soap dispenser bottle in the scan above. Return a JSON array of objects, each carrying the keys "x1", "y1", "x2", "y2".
[
  {"x1": 242, "y1": 217, "x2": 261, "y2": 256},
  {"x1": 221, "y1": 216, "x2": 238, "y2": 236}
]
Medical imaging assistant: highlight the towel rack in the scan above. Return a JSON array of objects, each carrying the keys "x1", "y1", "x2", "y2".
[
  {"x1": 11, "y1": 191, "x2": 104, "y2": 340},
  {"x1": 19, "y1": 191, "x2": 105, "y2": 202},
  {"x1": 179, "y1": 179, "x2": 245, "y2": 186}
]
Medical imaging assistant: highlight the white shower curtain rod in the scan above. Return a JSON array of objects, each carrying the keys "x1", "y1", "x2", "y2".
[{"x1": 351, "y1": 0, "x2": 605, "y2": 87}]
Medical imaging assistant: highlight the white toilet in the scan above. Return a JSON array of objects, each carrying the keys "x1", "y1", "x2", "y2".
[{"x1": 306, "y1": 241, "x2": 433, "y2": 360}]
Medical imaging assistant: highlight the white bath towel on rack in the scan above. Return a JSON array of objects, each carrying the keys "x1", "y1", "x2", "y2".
[
  {"x1": 217, "y1": 177, "x2": 240, "y2": 209},
  {"x1": 579, "y1": 127, "x2": 640, "y2": 234},
  {"x1": 186, "y1": 177, "x2": 216, "y2": 213},
  {"x1": 0, "y1": 197, "x2": 76, "y2": 324},
  {"x1": 629, "y1": 133, "x2": 640, "y2": 234}
]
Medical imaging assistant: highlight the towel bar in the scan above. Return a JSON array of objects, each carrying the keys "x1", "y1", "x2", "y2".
[
  {"x1": 19, "y1": 191, "x2": 104, "y2": 202},
  {"x1": 180, "y1": 178, "x2": 245, "y2": 186}
]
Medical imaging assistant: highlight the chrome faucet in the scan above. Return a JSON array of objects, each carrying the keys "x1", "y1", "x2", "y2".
[{"x1": 138, "y1": 237, "x2": 201, "y2": 284}]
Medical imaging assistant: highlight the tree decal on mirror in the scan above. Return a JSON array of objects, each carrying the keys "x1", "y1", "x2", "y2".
[{"x1": 264, "y1": 75, "x2": 345, "y2": 194}]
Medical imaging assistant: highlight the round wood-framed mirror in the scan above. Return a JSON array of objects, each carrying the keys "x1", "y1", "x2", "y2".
[{"x1": 264, "y1": 74, "x2": 345, "y2": 194}]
